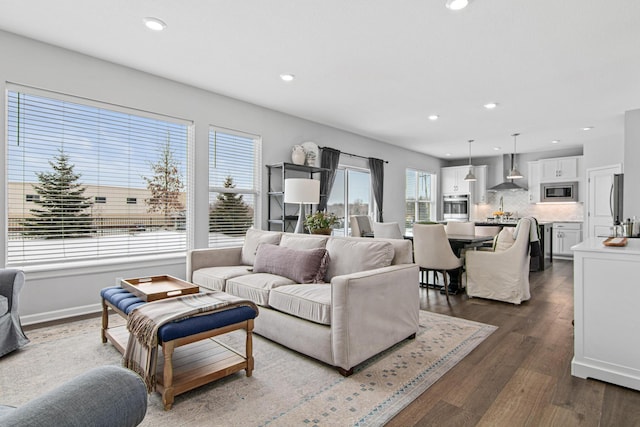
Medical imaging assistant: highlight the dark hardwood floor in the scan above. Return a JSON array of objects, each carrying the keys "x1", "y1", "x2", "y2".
[{"x1": 388, "y1": 259, "x2": 640, "y2": 427}]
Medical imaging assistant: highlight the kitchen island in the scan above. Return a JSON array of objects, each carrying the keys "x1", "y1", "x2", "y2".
[{"x1": 572, "y1": 237, "x2": 640, "y2": 391}]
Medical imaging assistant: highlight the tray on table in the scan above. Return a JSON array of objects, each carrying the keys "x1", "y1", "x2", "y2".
[{"x1": 121, "y1": 275, "x2": 199, "y2": 301}]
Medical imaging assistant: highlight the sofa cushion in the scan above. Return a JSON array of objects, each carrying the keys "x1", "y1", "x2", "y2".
[
  {"x1": 324, "y1": 238, "x2": 394, "y2": 280},
  {"x1": 226, "y1": 273, "x2": 296, "y2": 307},
  {"x1": 241, "y1": 228, "x2": 282, "y2": 266},
  {"x1": 279, "y1": 233, "x2": 328, "y2": 250},
  {"x1": 191, "y1": 265, "x2": 253, "y2": 291},
  {"x1": 253, "y1": 243, "x2": 329, "y2": 284},
  {"x1": 269, "y1": 284, "x2": 332, "y2": 325}
]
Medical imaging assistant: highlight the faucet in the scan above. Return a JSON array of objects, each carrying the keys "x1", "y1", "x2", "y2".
[{"x1": 499, "y1": 196, "x2": 504, "y2": 212}]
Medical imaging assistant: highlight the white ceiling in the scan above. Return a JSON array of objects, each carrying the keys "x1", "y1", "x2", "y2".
[{"x1": 1, "y1": 0, "x2": 639, "y2": 159}]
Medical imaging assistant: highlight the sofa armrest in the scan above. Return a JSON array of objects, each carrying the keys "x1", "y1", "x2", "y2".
[
  {"x1": 186, "y1": 247, "x2": 243, "y2": 282},
  {"x1": 0, "y1": 366, "x2": 147, "y2": 427},
  {"x1": 330, "y1": 263, "x2": 420, "y2": 370}
]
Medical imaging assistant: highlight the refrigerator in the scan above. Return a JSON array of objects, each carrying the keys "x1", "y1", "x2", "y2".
[{"x1": 612, "y1": 173, "x2": 624, "y2": 225}]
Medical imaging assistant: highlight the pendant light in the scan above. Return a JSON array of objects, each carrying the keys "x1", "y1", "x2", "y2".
[
  {"x1": 506, "y1": 133, "x2": 524, "y2": 179},
  {"x1": 463, "y1": 139, "x2": 477, "y2": 182}
]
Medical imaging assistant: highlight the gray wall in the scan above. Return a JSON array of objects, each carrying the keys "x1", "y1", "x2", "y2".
[
  {"x1": 625, "y1": 109, "x2": 640, "y2": 218},
  {"x1": 0, "y1": 30, "x2": 441, "y2": 323}
]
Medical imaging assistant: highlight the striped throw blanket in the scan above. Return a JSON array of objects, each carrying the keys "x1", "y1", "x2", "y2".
[{"x1": 123, "y1": 291, "x2": 258, "y2": 392}]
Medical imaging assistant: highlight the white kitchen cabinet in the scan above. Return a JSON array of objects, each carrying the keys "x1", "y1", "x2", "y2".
[
  {"x1": 528, "y1": 161, "x2": 540, "y2": 203},
  {"x1": 441, "y1": 166, "x2": 470, "y2": 195},
  {"x1": 540, "y1": 156, "x2": 581, "y2": 182},
  {"x1": 572, "y1": 238, "x2": 640, "y2": 391},
  {"x1": 553, "y1": 222, "x2": 582, "y2": 258},
  {"x1": 471, "y1": 165, "x2": 487, "y2": 204}
]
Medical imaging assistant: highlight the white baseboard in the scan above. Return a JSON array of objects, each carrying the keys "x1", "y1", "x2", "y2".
[{"x1": 22, "y1": 303, "x2": 102, "y2": 326}]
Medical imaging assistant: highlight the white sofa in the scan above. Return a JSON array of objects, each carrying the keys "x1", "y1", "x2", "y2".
[{"x1": 187, "y1": 228, "x2": 419, "y2": 375}]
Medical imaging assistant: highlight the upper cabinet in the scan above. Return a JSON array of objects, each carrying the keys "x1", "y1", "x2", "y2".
[
  {"x1": 441, "y1": 165, "x2": 487, "y2": 202},
  {"x1": 471, "y1": 165, "x2": 487, "y2": 204},
  {"x1": 441, "y1": 166, "x2": 471, "y2": 195},
  {"x1": 539, "y1": 156, "x2": 582, "y2": 182},
  {"x1": 528, "y1": 161, "x2": 540, "y2": 203}
]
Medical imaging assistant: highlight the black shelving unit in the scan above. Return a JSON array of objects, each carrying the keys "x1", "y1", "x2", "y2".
[{"x1": 267, "y1": 162, "x2": 328, "y2": 232}]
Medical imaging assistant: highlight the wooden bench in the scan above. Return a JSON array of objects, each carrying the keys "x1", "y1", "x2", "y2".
[{"x1": 100, "y1": 286, "x2": 258, "y2": 410}]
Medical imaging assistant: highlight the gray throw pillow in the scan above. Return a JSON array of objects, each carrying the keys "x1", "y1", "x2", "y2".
[{"x1": 253, "y1": 244, "x2": 329, "y2": 284}]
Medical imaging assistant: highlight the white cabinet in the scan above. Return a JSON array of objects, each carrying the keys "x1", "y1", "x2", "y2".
[
  {"x1": 553, "y1": 222, "x2": 582, "y2": 257},
  {"x1": 471, "y1": 165, "x2": 487, "y2": 204},
  {"x1": 441, "y1": 166, "x2": 470, "y2": 195},
  {"x1": 572, "y1": 239, "x2": 640, "y2": 391},
  {"x1": 540, "y1": 156, "x2": 581, "y2": 182},
  {"x1": 528, "y1": 161, "x2": 540, "y2": 203}
]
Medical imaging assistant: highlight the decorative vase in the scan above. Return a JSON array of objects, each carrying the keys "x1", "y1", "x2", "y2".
[
  {"x1": 310, "y1": 228, "x2": 331, "y2": 235},
  {"x1": 291, "y1": 145, "x2": 306, "y2": 165}
]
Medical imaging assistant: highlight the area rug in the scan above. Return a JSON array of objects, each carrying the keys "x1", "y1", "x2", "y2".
[{"x1": 0, "y1": 311, "x2": 496, "y2": 426}]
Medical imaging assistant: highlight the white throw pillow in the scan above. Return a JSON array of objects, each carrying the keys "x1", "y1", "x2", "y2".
[
  {"x1": 324, "y1": 238, "x2": 394, "y2": 280},
  {"x1": 494, "y1": 228, "x2": 516, "y2": 252}
]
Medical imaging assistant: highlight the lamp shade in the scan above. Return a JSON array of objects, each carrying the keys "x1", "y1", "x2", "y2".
[{"x1": 284, "y1": 178, "x2": 320, "y2": 204}]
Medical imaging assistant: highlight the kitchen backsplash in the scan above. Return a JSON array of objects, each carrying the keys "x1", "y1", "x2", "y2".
[{"x1": 471, "y1": 191, "x2": 585, "y2": 222}]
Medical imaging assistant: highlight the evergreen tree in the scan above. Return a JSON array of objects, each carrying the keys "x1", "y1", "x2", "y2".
[
  {"x1": 143, "y1": 137, "x2": 184, "y2": 228},
  {"x1": 22, "y1": 149, "x2": 93, "y2": 239},
  {"x1": 209, "y1": 176, "x2": 253, "y2": 236}
]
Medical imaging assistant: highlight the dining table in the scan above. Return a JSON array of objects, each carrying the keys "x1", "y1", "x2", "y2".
[{"x1": 403, "y1": 232, "x2": 495, "y2": 295}]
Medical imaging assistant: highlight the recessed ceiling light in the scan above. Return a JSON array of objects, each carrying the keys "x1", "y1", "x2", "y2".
[
  {"x1": 143, "y1": 17, "x2": 167, "y2": 31},
  {"x1": 445, "y1": 153, "x2": 452, "y2": 157},
  {"x1": 428, "y1": 115, "x2": 439, "y2": 121},
  {"x1": 445, "y1": 0, "x2": 470, "y2": 11},
  {"x1": 280, "y1": 74, "x2": 295, "y2": 82},
  {"x1": 493, "y1": 147, "x2": 501, "y2": 151},
  {"x1": 582, "y1": 126, "x2": 594, "y2": 131},
  {"x1": 484, "y1": 102, "x2": 498, "y2": 110},
  {"x1": 552, "y1": 139, "x2": 560, "y2": 144}
]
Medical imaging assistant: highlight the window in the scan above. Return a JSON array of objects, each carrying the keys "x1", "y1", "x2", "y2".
[
  {"x1": 6, "y1": 87, "x2": 191, "y2": 266},
  {"x1": 208, "y1": 127, "x2": 261, "y2": 247},
  {"x1": 126, "y1": 198, "x2": 137, "y2": 205},
  {"x1": 25, "y1": 194, "x2": 40, "y2": 202},
  {"x1": 405, "y1": 169, "x2": 436, "y2": 231},
  {"x1": 326, "y1": 167, "x2": 371, "y2": 236}
]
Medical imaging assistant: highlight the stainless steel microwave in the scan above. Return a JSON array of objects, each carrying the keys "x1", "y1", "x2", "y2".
[{"x1": 540, "y1": 182, "x2": 578, "y2": 202}]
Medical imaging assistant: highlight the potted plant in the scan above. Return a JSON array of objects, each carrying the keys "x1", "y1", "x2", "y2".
[{"x1": 304, "y1": 211, "x2": 338, "y2": 235}]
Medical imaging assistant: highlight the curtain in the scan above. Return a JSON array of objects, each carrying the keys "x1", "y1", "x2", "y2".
[
  {"x1": 369, "y1": 157, "x2": 384, "y2": 222},
  {"x1": 318, "y1": 147, "x2": 341, "y2": 211}
]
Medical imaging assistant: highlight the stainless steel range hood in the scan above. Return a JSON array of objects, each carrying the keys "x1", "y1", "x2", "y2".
[{"x1": 488, "y1": 154, "x2": 527, "y2": 192}]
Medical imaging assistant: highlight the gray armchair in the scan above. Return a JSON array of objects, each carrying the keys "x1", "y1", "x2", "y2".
[
  {"x1": 0, "y1": 269, "x2": 29, "y2": 357},
  {"x1": 0, "y1": 365, "x2": 147, "y2": 427}
]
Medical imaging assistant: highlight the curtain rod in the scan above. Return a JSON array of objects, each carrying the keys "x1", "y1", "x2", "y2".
[{"x1": 318, "y1": 146, "x2": 389, "y2": 164}]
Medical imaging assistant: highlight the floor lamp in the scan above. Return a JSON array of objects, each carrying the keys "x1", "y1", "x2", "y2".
[{"x1": 284, "y1": 178, "x2": 320, "y2": 233}]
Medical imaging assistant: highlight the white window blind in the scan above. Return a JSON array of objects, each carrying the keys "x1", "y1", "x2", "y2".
[
  {"x1": 6, "y1": 88, "x2": 191, "y2": 266},
  {"x1": 406, "y1": 169, "x2": 435, "y2": 230},
  {"x1": 208, "y1": 128, "x2": 260, "y2": 247}
]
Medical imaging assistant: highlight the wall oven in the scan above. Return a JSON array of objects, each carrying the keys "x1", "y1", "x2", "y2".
[
  {"x1": 540, "y1": 182, "x2": 578, "y2": 203},
  {"x1": 443, "y1": 194, "x2": 470, "y2": 221}
]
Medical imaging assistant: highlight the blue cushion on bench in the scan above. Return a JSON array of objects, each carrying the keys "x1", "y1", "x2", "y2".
[
  {"x1": 101, "y1": 286, "x2": 258, "y2": 342},
  {"x1": 158, "y1": 306, "x2": 258, "y2": 342}
]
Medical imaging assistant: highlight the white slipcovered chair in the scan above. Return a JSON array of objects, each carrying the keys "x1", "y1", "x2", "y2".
[
  {"x1": 0, "y1": 269, "x2": 29, "y2": 357},
  {"x1": 372, "y1": 222, "x2": 403, "y2": 239},
  {"x1": 349, "y1": 215, "x2": 373, "y2": 237},
  {"x1": 465, "y1": 218, "x2": 532, "y2": 304},
  {"x1": 412, "y1": 224, "x2": 463, "y2": 300}
]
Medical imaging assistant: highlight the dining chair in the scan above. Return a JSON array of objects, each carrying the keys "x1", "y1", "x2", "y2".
[
  {"x1": 349, "y1": 215, "x2": 373, "y2": 237},
  {"x1": 474, "y1": 225, "x2": 502, "y2": 250},
  {"x1": 412, "y1": 224, "x2": 463, "y2": 301},
  {"x1": 465, "y1": 218, "x2": 532, "y2": 304},
  {"x1": 372, "y1": 222, "x2": 403, "y2": 239},
  {"x1": 445, "y1": 221, "x2": 475, "y2": 236}
]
